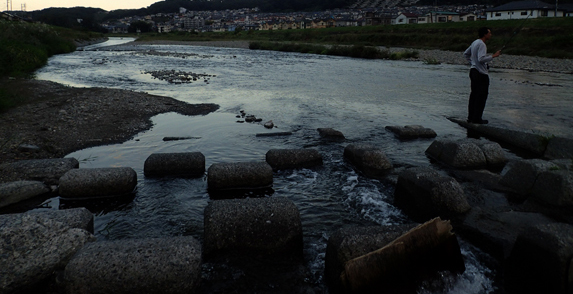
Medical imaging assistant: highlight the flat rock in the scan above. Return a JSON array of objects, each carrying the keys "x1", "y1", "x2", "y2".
[
  {"x1": 63, "y1": 237, "x2": 202, "y2": 294},
  {"x1": 0, "y1": 212, "x2": 95, "y2": 294},
  {"x1": 0, "y1": 180, "x2": 50, "y2": 209},
  {"x1": 447, "y1": 117, "x2": 551, "y2": 156},
  {"x1": 0, "y1": 158, "x2": 79, "y2": 185},
  {"x1": 385, "y1": 125, "x2": 437, "y2": 139}
]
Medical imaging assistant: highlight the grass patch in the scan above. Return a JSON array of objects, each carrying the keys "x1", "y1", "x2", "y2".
[
  {"x1": 248, "y1": 41, "x2": 423, "y2": 60},
  {"x1": 423, "y1": 57, "x2": 441, "y2": 65}
]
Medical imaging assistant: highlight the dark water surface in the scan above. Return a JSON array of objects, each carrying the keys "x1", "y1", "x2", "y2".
[{"x1": 30, "y1": 37, "x2": 573, "y2": 293}]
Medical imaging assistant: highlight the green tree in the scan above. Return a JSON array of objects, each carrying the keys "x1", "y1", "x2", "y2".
[{"x1": 128, "y1": 21, "x2": 153, "y2": 33}]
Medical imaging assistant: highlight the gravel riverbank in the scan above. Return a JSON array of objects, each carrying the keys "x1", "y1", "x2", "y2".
[{"x1": 0, "y1": 79, "x2": 218, "y2": 167}]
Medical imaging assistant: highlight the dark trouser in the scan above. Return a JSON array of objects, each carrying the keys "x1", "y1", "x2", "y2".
[{"x1": 468, "y1": 68, "x2": 489, "y2": 122}]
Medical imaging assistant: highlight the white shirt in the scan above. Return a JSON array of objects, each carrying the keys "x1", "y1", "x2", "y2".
[{"x1": 463, "y1": 39, "x2": 493, "y2": 75}]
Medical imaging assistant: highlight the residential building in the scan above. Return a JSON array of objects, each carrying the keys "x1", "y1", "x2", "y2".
[
  {"x1": 425, "y1": 11, "x2": 460, "y2": 23},
  {"x1": 395, "y1": 12, "x2": 418, "y2": 24},
  {"x1": 459, "y1": 13, "x2": 478, "y2": 21},
  {"x1": 486, "y1": 1, "x2": 565, "y2": 20}
]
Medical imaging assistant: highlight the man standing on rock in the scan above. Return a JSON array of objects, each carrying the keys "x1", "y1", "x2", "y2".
[{"x1": 463, "y1": 27, "x2": 501, "y2": 124}]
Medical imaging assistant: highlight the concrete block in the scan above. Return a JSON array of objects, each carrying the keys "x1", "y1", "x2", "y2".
[
  {"x1": 203, "y1": 197, "x2": 302, "y2": 257},
  {"x1": 144, "y1": 152, "x2": 205, "y2": 177},
  {"x1": 265, "y1": 148, "x2": 323, "y2": 170},
  {"x1": 59, "y1": 167, "x2": 137, "y2": 199},
  {"x1": 344, "y1": 143, "x2": 392, "y2": 178},
  {"x1": 207, "y1": 162, "x2": 273, "y2": 191}
]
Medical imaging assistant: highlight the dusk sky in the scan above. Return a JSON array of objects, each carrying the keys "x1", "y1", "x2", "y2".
[{"x1": 8, "y1": 0, "x2": 158, "y2": 12}]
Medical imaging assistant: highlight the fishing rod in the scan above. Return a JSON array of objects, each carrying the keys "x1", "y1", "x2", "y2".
[{"x1": 500, "y1": 11, "x2": 533, "y2": 51}]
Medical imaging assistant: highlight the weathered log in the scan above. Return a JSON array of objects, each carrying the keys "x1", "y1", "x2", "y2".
[{"x1": 340, "y1": 217, "x2": 465, "y2": 293}]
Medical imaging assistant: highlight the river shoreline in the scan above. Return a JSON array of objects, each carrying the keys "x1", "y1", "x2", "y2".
[
  {"x1": 130, "y1": 39, "x2": 573, "y2": 74},
  {"x1": 1, "y1": 39, "x2": 571, "y2": 166}
]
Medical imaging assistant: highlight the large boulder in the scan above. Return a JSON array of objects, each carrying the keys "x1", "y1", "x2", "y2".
[
  {"x1": 385, "y1": 125, "x2": 437, "y2": 139},
  {"x1": 25, "y1": 207, "x2": 95, "y2": 233},
  {"x1": 207, "y1": 162, "x2": 273, "y2": 191},
  {"x1": 545, "y1": 137, "x2": 573, "y2": 159},
  {"x1": 339, "y1": 218, "x2": 465, "y2": 293},
  {"x1": 394, "y1": 167, "x2": 470, "y2": 221},
  {"x1": 500, "y1": 159, "x2": 573, "y2": 206},
  {"x1": 458, "y1": 208, "x2": 555, "y2": 259},
  {"x1": 425, "y1": 139, "x2": 506, "y2": 169},
  {"x1": 317, "y1": 128, "x2": 345, "y2": 140},
  {"x1": 499, "y1": 159, "x2": 559, "y2": 196},
  {"x1": 265, "y1": 148, "x2": 323, "y2": 170},
  {"x1": 0, "y1": 211, "x2": 95, "y2": 294},
  {"x1": 505, "y1": 223, "x2": 573, "y2": 294},
  {"x1": 343, "y1": 143, "x2": 393, "y2": 178},
  {"x1": 59, "y1": 167, "x2": 137, "y2": 199},
  {"x1": 63, "y1": 237, "x2": 202, "y2": 294},
  {"x1": 0, "y1": 158, "x2": 79, "y2": 185},
  {"x1": 447, "y1": 117, "x2": 550, "y2": 156},
  {"x1": 531, "y1": 169, "x2": 573, "y2": 206},
  {"x1": 325, "y1": 224, "x2": 417, "y2": 293},
  {"x1": 143, "y1": 152, "x2": 205, "y2": 177},
  {"x1": 203, "y1": 197, "x2": 303, "y2": 258},
  {"x1": 0, "y1": 181, "x2": 50, "y2": 209}
]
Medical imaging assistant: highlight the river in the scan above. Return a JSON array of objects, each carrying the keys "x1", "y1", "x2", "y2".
[{"x1": 33, "y1": 37, "x2": 573, "y2": 293}]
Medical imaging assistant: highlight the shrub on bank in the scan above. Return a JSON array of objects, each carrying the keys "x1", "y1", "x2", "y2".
[
  {"x1": 249, "y1": 42, "x2": 423, "y2": 60},
  {"x1": 0, "y1": 20, "x2": 76, "y2": 78}
]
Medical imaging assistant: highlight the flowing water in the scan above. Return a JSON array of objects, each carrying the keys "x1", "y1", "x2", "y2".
[{"x1": 30, "y1": 37, "x2": 573, "y2": 293}]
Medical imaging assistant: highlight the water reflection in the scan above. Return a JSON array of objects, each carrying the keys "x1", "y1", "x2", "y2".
[{"x1": 29, "y1": 37, "x2": 573, "y2": 293}]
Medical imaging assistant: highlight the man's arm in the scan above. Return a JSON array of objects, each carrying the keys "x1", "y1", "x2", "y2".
[
  {"x1": 477, "y1": 42, "x2": 493, "y2": 64},
  {"x1": 463, "y1": 46, "x2": 472, "y2": 63}
]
